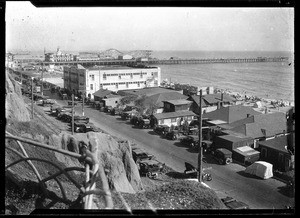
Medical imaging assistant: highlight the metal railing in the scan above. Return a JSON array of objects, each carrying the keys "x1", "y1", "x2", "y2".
[{"x1": 5, "y1": 132, "x2": 115, "y2": 210}]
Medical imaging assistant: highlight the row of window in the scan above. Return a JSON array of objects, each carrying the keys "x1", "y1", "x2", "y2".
[
  {"x1": 102, "y1": 81, "x2": 146, "y2": 86},
  {"x1": 160, "y1": 116, "x2": 193, "y2": 124}
]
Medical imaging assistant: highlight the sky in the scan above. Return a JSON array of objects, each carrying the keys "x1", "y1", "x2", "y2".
[{"x1": 5, "y1": 2, "x2": 294, "y2": 53}]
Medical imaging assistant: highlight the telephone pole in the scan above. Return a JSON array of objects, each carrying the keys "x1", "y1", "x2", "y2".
[
  {"x1": 41, "y1": 62, "x2": 44, "y2": 96},
  {"x1": 31, "y1": 77, "x2": 34, "y2": 119},
  {"x1": 72, "y1": 94, "x2": 74, "y2": 135},
  {"x1": 197, "y1": 89, "x2": 203, "y2": 182}
]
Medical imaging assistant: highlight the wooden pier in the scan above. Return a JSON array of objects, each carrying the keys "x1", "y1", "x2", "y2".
[{"x1": 41, "y1": 56, "x2": 289, "y2": 67}]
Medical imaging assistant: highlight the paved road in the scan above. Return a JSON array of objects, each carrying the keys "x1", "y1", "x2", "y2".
[
  {"x1": 45, "y1": 91, "x2": 294, "y2": 210},
  {"x1": 71, "y1": 105, "x2": 294, "y2": 210}
]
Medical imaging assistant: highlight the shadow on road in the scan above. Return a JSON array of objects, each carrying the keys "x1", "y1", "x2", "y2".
[{"x1": 236, "y1": 170, "x2": 261, "y2": 179}]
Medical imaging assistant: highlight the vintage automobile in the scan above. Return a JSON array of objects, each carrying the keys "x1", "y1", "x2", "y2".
[
  {"x1": 202, "y1": 140, "x2": 213, "y2": 153},
  {"x1": 165, "y1": 130, "x2": 185, "y2": 140},
  {"x1": 132, "y1": 147, "x2": 154, "y2": 163},
  {"x1": 137, "y1": 118, "x2": 151, "y2": 129},
  {"x1": 131, "y1": 147, "x2": 164, "y2": 178},
  {"x1": 73, "y1": 122, "x2": 101, "y2": 133},
  {"x1": 153, "y1": 125, "x2": 170, "y2": 136},
  {"x1": 67, "y1": 101, "x2": 78, "y2": 106},
  {"x1": 42, "y1": 99, "x2": 56, "y2": 106},
  {"x1": 180, "y1": 135, "x2": 199, "y2": 148},
  {"x1": 110, "y1": 107, "x2": 121, "y2": 116},
  {"x1": 212, "y1": 148, "x2": 233, "y2": 165},
  {"x1": 221, "y1": 197, "x2": 250, "y2": 209},
  {"x1": 104, "y1": 106, "x2": 113, "y2": 113},
  {"x1": 183, "y1": 162, "x2": 212, "y2": 181},
  {"x1": 138, "y1": 159, "x2": 165, "y2": 178},
  {"x1": 73, "y1": 115, "x2": 90, "y2": 124}
]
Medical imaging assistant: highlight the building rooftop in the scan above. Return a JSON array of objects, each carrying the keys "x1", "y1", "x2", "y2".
[
  {"x1": 153, "y1": 110, "x2": 196, "y2": 120},
  {"x1": 216, "y1": 134, "x2": 253, "y2": 143},
  {"x1": 258, "y1": 135, "x2": 290, "y2": 154},
  {"x1": 227, "y1": 112, "x2": 287, "y2": 138},
  {"x1": 119, "y1": 87, "x2": 184, "y2": 97},
  {"x1": 202, "y1": 104, "x2": 262, "y2": 124},
  {"x1": 163, "y1": 99, "x2": 193, "y2": 106},
  {"x1": 144, "y1": 92, "x2": 189, "y2": 108},
  {"x1": 93, "y1": 89, "x2": 113, "y2": 98},
  {"x1": 189, "y1": 93, "x2": 236, "y2": 107}
]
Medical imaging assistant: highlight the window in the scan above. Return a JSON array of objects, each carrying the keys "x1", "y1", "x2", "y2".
[
  {"x1": 171, "y1": 118, "x2": 176, "y2": 122},
  {"x1": 126, "y1": 82, "x2": 129, "y2": 88},
  {"x1": 116, "y1": 83, "x2": 118, "y2": 88},
  {"x1": 90, "y1": 84, "x2": 93, "y2": 90},
  {"x1": 137, "y1": 82, "x2": 140, "y2": 87},
  {"x1": 119, "y1": 75, "x2": 121, "y2": 79},
  {"x1": 140, "y1": 72, "x2": 143, "y2": 78},
  {"x1": 103, "y1": 74, "x2": 107, "y2": 80},
  {"x1": 130, "y1": 73, "x2": 133, "y2": 78},
  {"x1": 91, "y1": 75, "x2": 95, "y2": 81},
  {"x1": 187, "y1": 116, "x2": 192, "y2": 121},
  {"x1": 160, "y1": 119, "x2": 164, "y2": 124}
]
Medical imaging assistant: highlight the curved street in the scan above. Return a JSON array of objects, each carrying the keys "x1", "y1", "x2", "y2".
[{"x1": 69, "y1": 103, "x2": 294, "y2": 210}]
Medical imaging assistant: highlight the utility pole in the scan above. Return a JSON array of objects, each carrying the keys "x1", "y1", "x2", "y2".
[
  {"x1": 41, "y1": 62, "x2": 44, "y2": 96},
  {"x1": 31, "y1": 77, "x2": 34, "y2": 119},
  {"x1": 197, "y1": 89, "x2": 203, "y2": 182},
  {"x1": 82, "y1": 93, "x2": 85, "y2": 116},
  {"x1": 72, "y1": 94, "x2": 74, "y2": 135}
]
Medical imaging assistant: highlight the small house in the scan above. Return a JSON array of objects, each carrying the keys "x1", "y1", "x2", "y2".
[
  {"x1": 162, "y1": 99, "x2": 192, "y2": 112},
  {"x1": 258, "y1": 135, "x2": 294, "y2": 172},
  {"x1": 153, "y1": 110, "x2": 196, "y2": 127}
]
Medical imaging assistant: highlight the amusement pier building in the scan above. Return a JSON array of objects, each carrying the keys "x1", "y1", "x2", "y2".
[{"x1": 63, "y1": 64, "x2": 161, "y2": 99}]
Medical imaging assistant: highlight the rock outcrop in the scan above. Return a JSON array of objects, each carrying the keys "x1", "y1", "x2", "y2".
[
  {"x1": 52, "y1": 132, "x2": 143, "y2": 193},
  {"x1": 5, "y1": 70, "x2": 31, "y2": 122}
]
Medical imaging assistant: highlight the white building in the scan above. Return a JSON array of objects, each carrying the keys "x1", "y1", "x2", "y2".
[
  {"x1": 118, "y1": 54, "x2": 133, "y2": 60},
  {"x1": 63, "y1": 65, "x2": 161, "y2": 99}
]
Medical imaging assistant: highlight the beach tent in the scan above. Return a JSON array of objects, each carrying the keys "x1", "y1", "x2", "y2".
[
  {"x1": 254, "y1": 101, "x2": 263, "y2": 108},
  {"x1": 244, "y1": 161, "x2": 273, "y2": 179}
]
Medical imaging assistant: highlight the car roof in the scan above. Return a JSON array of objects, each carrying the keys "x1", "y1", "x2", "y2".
[{"x1": 216, "y1": 148, "x2": 232, "y2": 154}]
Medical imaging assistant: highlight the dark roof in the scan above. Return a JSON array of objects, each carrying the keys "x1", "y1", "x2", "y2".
[
  {"x1": 258, "y1": 135, "x2": 290, "y2": 154},
  {"x1": 144, "y1": 92, "x2": 188, "y2": 108},
  {"x1": 202, "y1": 105, "x2": 261, "y2": 123},
  {"x1": 163, "y1": 99, "x2": 192, "y2": 106},
  {"x1": 93, "y1": 89, "x2": 112, "y2": 98},
  {"x1": 216, "y1": 134, "x2": 253, "y2": 143},
  {"x1": 119, "y1": 87, "x2": 184, "y2": 97},
  {"x1": 189, "y1": 93, "x2": 236, "y2": 107},
  {"x1": 153, "y1": 111, "x2": 196, "y2": 120},
  {"x1": 229, "y1": 112, "x2": 287, "y2": 138}
]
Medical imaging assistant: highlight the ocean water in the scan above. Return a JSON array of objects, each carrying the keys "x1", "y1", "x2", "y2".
[
  {"x1": 151, "y1": 51, "x2": 294, "y2": 103},
  {"x1": 19, "y1": 50, "x2": 294, "y2": 102}
]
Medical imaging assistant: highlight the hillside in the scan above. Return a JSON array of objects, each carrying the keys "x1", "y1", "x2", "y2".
[{"x1": 5, "y1": 70, "x2": 226, "y2": 214}]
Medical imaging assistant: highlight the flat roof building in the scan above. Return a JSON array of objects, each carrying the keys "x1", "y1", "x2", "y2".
[{"x1": 63, "y1": 64, "x2": 161, "y2": 99}]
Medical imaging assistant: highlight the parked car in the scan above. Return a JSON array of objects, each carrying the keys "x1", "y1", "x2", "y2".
[
  {"x1": 180, "y1": 135, "x2": 199, "y2": 148},
  {"x1": 68, "y1": 101, "x2": 78, "y2": 106},
  {"x1": 132, "y1": 147, "x2": 154, "y2": 163},
  {"x1": 73, "y1": 122, "x2": 101, "y2": 133},
  {"x1": 212, "y1": 148, "x2": 233, "y2": 165},
  {"x1": 153, "y1": 125, "x2": 170, "y2": 136},
  {"x1": 138, "y1": 118, "x2": 151, "y2": 129},
  {"x1": 73, "y1": 115, "x2": 90, "y2": 124},
  {"x1": 221, "y1": 197, "x2": 250, "y2": 209},
  {"x1": 104, "y1": 106, "x2": 113, "y2": 113},
  {"x1": 138, "y1": 159, "x2": 165, "y2": 178},
  {"x1": 202, "y1": 140, "x2": 213, "y2": 153},
  {"x1": 165, "y1": 130, "x2": 185, "y2": 140},
  {"x1": 42, "y1": 99, "x2": 56, "y2": 106}
]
